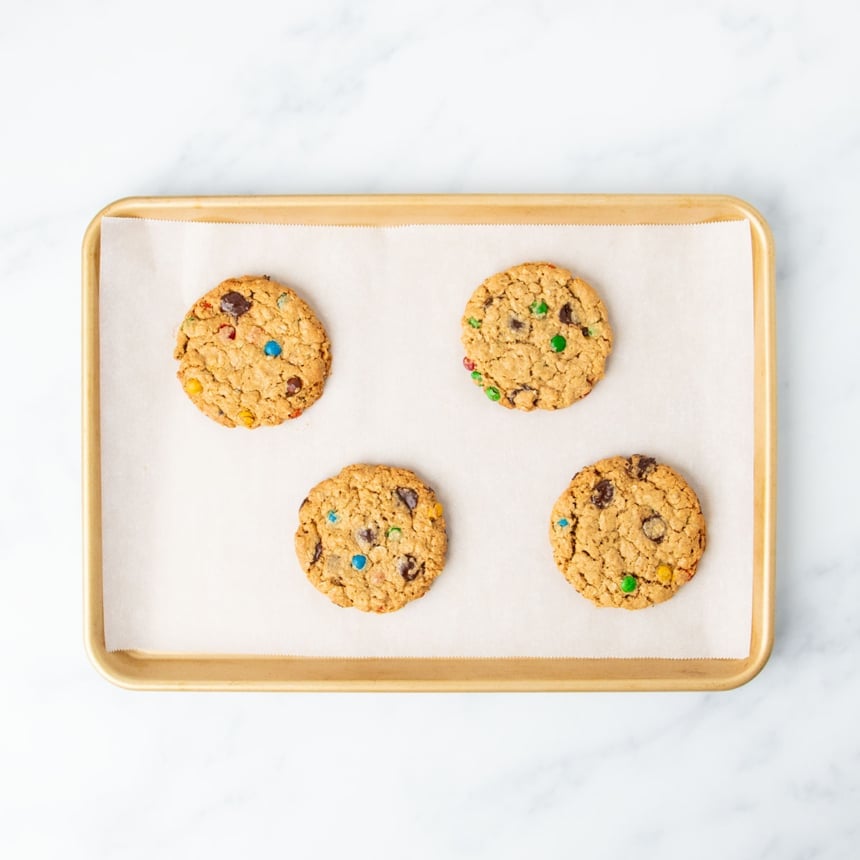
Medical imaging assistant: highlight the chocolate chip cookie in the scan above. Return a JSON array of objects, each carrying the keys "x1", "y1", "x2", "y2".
[
  {"x1": 550, "y1": 455, "x2": 706, "y2": 609},
  {"x1": 174, "y1": 275, "x2": 331, "y2": 428},
  {"x1": 295, "y1": 464, "x2": 448, "y2": 613},
  {"x1": 461, "y1": 262, "x2": 612, "y2": 410}
]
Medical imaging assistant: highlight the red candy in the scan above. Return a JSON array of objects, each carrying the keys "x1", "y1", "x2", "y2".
[
  {"x1": 289, "y1": 409, "x2": 303, "y2": 419},
  {"x1": 218, "y1": 324, "x2": 236, "y2": 341},
  {"x1": 463, "y1": 356, "x2": 476, "y2": 371}
]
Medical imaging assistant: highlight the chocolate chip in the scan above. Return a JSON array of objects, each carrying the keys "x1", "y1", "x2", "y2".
[
  {"x1": 483, "y1": 296, "x2": 494, "y2": 308},
  {"x1": 559, "y1": 303, "x2": 579, "y2": 325},
  {"x1": 506, "y1": 385, "x2": 538, "y2": 407},
  {"x1": 356, "y1": 527, "x2": 377, "y2": 546},
  {"x1": 642, "y1": 514, "x2": 667, "y2": 543},
  {"x1": 395, "y1": 487, "x2": 418, "y2": 511},
  {"x1": 509, "y1": 317, "x2": 525, "y2": 331},
  {"x1": 581, "y1": 326, "x2": 591, "y2": 337},
  {"x1": 398, "y1": 554, "x2": 424, "y2": 582},
  {"x1": 220, "y1": 291, "x2": 252, "y2": 318},
  {"x1": 628, "y1": 456, "x2": 657, "y2": 479},
  {"x1": 286, "y1": 376, "x2": 303, "y2": 396},
  {"x1": 311, "y1": 540, "x2": 322, "y2": 564},
  {"x1": 591, "y1": 479, "x2": 615, "y2": 508},
  {"x1": 262, "y1": 274, "x2": 271, "y2": 280}
]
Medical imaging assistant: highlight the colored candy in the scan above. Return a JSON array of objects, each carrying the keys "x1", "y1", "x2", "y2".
[
  {"x1": 327, "y1": 510, "x2": 339, "y2": 524},
  {"x1": 587, "y1": 325, "x2": 599, "y2": 337},
  {"x1": 277, "y1": 292, "x2": 290, "y2": 309},
  {"x1": 237, "y1": 408, "x2": 255, "y2": 427},
  {"x1": 218, "y1": 324, "x2": 236, "y2": 342},
  {"x1": 550, "y1": 334, "x2": 567, "y2": 352},
  {"x1": 530, "y1": 300, "x2": 548, "y2": 317},
  {"x1": 386, "y1": 526, "x2": 402, "y2": 540},
  {"x1": 184, "y1": 377, "x2": 202, "y2": 395},
  {"x1": 620, "y1": 574, "x2": 638, "y2": 593},
  {"x1": 471, "y1": 370, "x2": 483, "y2": 383},
  {"x1": 289, "y1": 409, "x2": 303, "y2": 419},
  {"x1": 430, "y1": 502, "x2": 443, "y2": 520},
  {"x1": 557, "y1": 518, "x2": 570, "y2": 528},
  {"x1": 463, "y1": 356, "x2": 476, "y2": 371},
  {"x1": 467, "y1": 317, "x2": 481, "y2": 328},
  {"x1": 263, "y1": 339, "x2": 282, "y2": 357},
  {"x1": 351, "y1": 554, "x2": 367, "y2": 571},
  {"x1": 656, "y1": 564, "x2": 673, "y2": 584},
  {"x1": 485, "y1": 386, "x2": 501, "y2": 401}
]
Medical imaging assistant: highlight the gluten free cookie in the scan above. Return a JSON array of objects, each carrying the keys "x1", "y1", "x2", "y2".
[
  {"x1": 174, "y1": 275, "x2": 331, "y2": 428},
  {"x1": 550, "y1": 455, "x2": 706, "y2": 609},
  {"x1": 295, "y1": 464, "x2": 448, "y2": 613},
  {"x1": 461, "y1": 262, "x2": 612, "y2": 410}
]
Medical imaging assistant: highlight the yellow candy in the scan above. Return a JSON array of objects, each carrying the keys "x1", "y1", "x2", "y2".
[
  {"x1": 656, "y1": 564, "x2": 673, "y2": 584},
  {"x1": 184, "y1": 377, "x2": 202, "y2": 395},
  {"x1": 430, "y1": 502, "x2": 444, "y2": 520},
  {"x1": 237, "y1": 408, "x2": 255, "y2": 428}
]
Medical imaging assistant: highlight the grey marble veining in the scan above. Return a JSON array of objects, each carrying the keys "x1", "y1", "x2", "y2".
[{"x1": 1, "y1": 0, "x2": 858, "y2": 857}]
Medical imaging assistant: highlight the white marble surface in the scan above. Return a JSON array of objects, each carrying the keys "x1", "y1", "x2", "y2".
[{"x1": 1, "y1": 0, "x2": 858, "y2": 857}]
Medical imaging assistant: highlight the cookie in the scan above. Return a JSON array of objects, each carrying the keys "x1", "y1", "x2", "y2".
[
  {"x1": 461, "y1": 262, "x2": 612, "y2": 411},
  {"x1": 295, "y1": 464, "x2": 448, "y2": 613},
  {"x1": 549, "y1": 455, "x2": 706, "y2": 609},
  {"x1": 174, "y1": 275, "x2": 331, "y2": 428}
]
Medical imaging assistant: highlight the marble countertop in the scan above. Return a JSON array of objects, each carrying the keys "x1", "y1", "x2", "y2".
[{"x1": 2, "y1": 1, "x2": 858, "y2": 857}]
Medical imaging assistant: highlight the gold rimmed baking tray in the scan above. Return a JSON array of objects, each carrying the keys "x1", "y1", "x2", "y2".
[{"x1": 82, "y1": 194, "x2": 776, "y2": 691}]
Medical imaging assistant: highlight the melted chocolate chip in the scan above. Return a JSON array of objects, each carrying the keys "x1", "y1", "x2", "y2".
[
  {"x1": 642, "y1": 514, "x2": 667, "y2": 543},
  {"x1": 220, "y1": 291, "x2": 252, "y2": 318},
  {"x1": 395, "y1": 487, "x2": 418, "y2": 511},
  {"x1": 286, "y1": 376, "x2": 303, "y2": 396},
  {"x1": 398, "y1": 554, "x2": 424, "y2": 582},
  {"x1": 311, "y1": 540, "x2": 322, "y2": 564},
  {"x1": 509, "y1": 317, "x2": 525, "y2": 331},
  {"x1": 591, "y1": 479, "x2": 615, "y2": 508},
  {"x1": 628, "y1": 456, "x2": 657, "y2": 479},
  {"x1": 506, "y1": 385, "x2": 538, "y2": 407},
  {"x1": 559, "y1": 303, "x2": 578, "y2": 325},
  {"x1": 356, "y1": 527, "x2": 377, "y2": 546}
]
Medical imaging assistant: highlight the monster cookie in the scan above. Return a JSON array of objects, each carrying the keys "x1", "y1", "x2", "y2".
[
  {"x1": 461, "y1": 262, "x2": 612, "y2": 410},
  {"x1": 550, "y1": 455, "x2": 706, "y2": 609},
  {"x1": 295, "y1": 464, "x2": 448, "y2": 613},
  {"x1": 174, "y1": 275, "x2": 331, "y2": 428}
]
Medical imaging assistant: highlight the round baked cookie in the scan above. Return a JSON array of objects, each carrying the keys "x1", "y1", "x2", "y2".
[
  {"x1": 461, "y1": 262, "x2": 612, "y2": 411},
  {"x1": 174, "y1": 275, "x2": 331, "y2": 428},
  {"x1": 295, "y1": 464, "x2": 448, "y2": 613},
  {"x1": 549, "y1": 455, "x2": 706, "y2": 609}
]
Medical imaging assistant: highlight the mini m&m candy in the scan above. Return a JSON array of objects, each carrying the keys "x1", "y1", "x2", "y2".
[
  {"x1": 237, "y1": 408, "x2": 255, "y2": 427},
  {"x1": 184, "y1": 377, "x2": 203, "y2": 395},
  {"x1": 620, "y1": 574, "x2": 638, "y2": 594},
  {"x1": 263, "y1": 339, "x2": 282, "y2": 357},
  {"x1": 463, "y1": 356, "x2": 476, "y2": 371},
  {"x1": 351, "y1": 554, "x2": 367, "y2": 571},
  {"x1": 327, "y1": 510, "x2": 339, "y2": 524}
]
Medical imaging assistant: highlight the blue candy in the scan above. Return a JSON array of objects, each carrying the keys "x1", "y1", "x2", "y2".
[
  {"x1": 263, "y1": 340, "x2": 282, "y2": 357},
  {"x1": 557, "y1": 518, "x2": 570, "y2": 528},
  {"x1": 351, "y1": 554, "x2": 367, "y2": 571},
  {"x1": 326, "y1": 510, "x2": 338, "y2": 524}
]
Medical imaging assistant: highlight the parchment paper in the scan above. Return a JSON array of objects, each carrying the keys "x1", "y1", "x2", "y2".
[{"x1": 99, "y1": 217, "x2": 754, "y2": 658}]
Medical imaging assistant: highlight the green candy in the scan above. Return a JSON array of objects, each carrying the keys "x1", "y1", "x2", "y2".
[
  {"x1": 471, "y1": 370, "x2": 482, "y2": 383},
  {"x1": 530, "y1": 300, "x2": 548, "y2": 317},
  {"x1": 386, "y1": 526, "x2": 402, "y2": 540},
  {"x1": 620, "y1": 575, "x2": 638, "y2": 594},
  {"x1": 587, "y1": 324, "x2": 599, "y2": 337},
  {"x1": 485, "y1": 386, "x2": 501, "y2": 402},
  {"x1": 550, "y1": 334, "x2": 567, "y2": 352},
  {"x1": 467, "y1": 317, "x2": 482, "y2": 329}
]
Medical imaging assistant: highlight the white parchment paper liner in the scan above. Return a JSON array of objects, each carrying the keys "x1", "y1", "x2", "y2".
[{"x1": 99, "y1": 218, "x2": 753, "y2": 658}]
